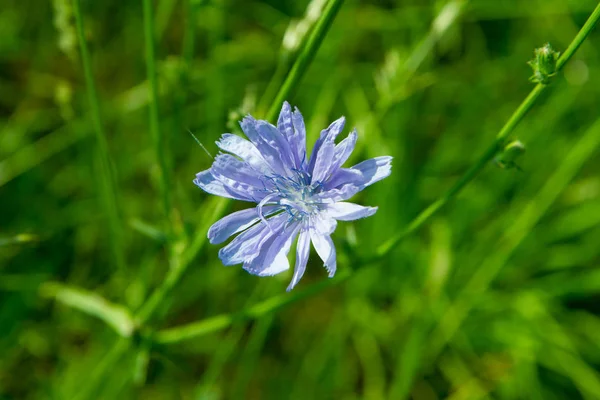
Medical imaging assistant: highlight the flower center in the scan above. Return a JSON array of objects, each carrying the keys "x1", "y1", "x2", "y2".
[{"x1": 267, "y1": 172, "x2": 322, "y2": 221}]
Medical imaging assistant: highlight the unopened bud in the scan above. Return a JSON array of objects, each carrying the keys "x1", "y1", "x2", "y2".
[
  {"x1": 528, "y1": 43, "x2": 560, "y2": 84},
  {"x1": 495, "y1": 140, "x2": 526, "y2": 170}
]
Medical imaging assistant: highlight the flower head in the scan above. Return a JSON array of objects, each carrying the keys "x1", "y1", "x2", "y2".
[{"x1": 194, "y1": 102, "x2": 392, "y2": 290}]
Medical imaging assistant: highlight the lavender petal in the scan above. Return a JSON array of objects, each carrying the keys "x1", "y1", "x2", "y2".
[
  {"x1": 211, "y1": 154, "x2": 266, "y2": 189},
  {"x1": 208, "y1": 206, "x2": 278, "y2": 245},
  {"x1": 216, "y1": 133, "x2": 272, "y2": 175},
  {"x1": 287, "y1": 229, "x2": 311, "y2": 291},
  {"x1": 277, "y1": 101, "x2": 294, "y2": 141},
  {"x1": 308, "y1": 116, "x2": 345, "y2": 174},
  {"x1": 326, "y1": 202, "x2": 377, "y2": 221},
  {"x1": 218, "y1": 213, "x2": 287, "y2": 266},
  {"x1": 240, "y1": 116, "x2": 288, "y2": 176},
  {"x1": 309, "y1": 228, "x2": 337, "y2": 277},
  {"x1": 194, "y1": 170, "x2": 254, "y2": 202},
  {"x1": 291, "y1": 107, "x2": 307, "y2": 168},
  {"x1": 244, "y1": 222, "x2": 300, "y2": 276}
]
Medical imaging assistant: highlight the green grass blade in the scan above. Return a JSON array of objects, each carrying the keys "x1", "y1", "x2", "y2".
[
  {"x1": 143, "y1": 0, "x2": 172, "y2": 234},
  {"x1": 72, "y1": 338, "x2": 131, "y2": 400},
  {"x1": 266, "y1": 0, "x2": 345, "y2": 121},
  {"x1": 40, "y1": 282, "x2": 135, "y2": 337},
  {"x1": 72, "y1": 0, "x2": 125, "y2": 272}
]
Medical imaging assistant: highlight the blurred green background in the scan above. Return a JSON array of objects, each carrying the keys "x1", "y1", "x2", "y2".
[{"x1": 2, "y1": 0, "x2": 600, "y2": 398}]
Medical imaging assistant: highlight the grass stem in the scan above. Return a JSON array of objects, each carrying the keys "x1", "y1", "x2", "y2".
[
  {"x1": 266, "y1": 0, "x2": 345, "y2": 121},
  {"x1": 72, "y1": 0, "x2": 125, "y2": 272},
  {"x1": 143, "y1": 0, "x2": 172, "y2": 234}
]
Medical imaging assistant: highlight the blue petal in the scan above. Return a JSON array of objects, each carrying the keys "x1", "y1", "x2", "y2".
[
  {"x1": 287, "y1": 229, "x2": 310, "y2": 291},
  {"x1": 325, "y1": 156, "x2": 393, "y2": 200},
  {"x1": 308, "y1": 116, "x2": 345, "y2": 175},
  {"x1": 240, "y1": 116, "x2": 289, "y2": 176},
  {"x1": 212, "y1": 154, "x2": 265, "y2": 188},
  {"x1": 218, "y1": 213, "x2": 287, "y2": 266},
  {"x1": 291, "y1": 107, "x2": 307, "y2": 168},
  {"x1": 216, "y1": 134, "x2": 272, "y2": 175},
  {"x1": 311, "y1": 214, "x2": 337, "y2": 235},
  {"x1": 310, "y1": 137, "x2": 336, "y2": 184},
  {"x1": 240, "y1": 116, "x2": 297, "y2": 176},
  {"x1": 208, "y1": 206, "x2": 278, "y2": 245},
  {"x1": 309, "y1": 228, "x2": 337, "y2": 277},
  {"x1": 345, "y1": 156, "x2": 393, "y2": 187},
  {"x1": 315, "y1": 184, "x2": 361, "y2": 204},
  {"x1": 244, "y1": 222, "x2": 300, "y2": 276},
  {"x1": 312, "y1": 128, "x2": 357, "y2": 184},
  {"x1": 255, "y1": 121, "x2": 296, "y2": 174},
  {"x1": 325, "y1": 202, "x2": 377, "y2": 221},
  {"x1": 325, "y1": 168, "x2": 362, "y2": 189},
  {"x1": 210, "y1": 154, "x2": 269, "y2": 201},
  {"x1": 277, "y1": 101, "x2": 294, "y2": 141},
  {"x1": 331, "y1": 129, "x2": 357, "y2": 171},
  {"x1": 194, "y1": 170, "x2": 255, "y2": 202}
]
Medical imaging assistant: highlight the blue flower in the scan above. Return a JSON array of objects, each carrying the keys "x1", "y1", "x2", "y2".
[{"x1": 194, "y1": 102, "x2": 392, "y2": 291}]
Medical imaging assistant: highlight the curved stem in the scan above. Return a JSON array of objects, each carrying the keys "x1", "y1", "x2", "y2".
[{"x1": 376, "y1": 1, "x2": 600, "y2": 257}]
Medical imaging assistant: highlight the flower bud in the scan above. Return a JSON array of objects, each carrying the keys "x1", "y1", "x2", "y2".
[
  {"x1": 495, "y1": 140, "x2": 526, "y2": 170},
  {"x1": 528, "y1": 43, "x2": 560, "y2": 84}
]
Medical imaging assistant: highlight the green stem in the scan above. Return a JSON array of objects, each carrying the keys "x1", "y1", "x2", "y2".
[
  {"x1": 376, "y1": 84, "x2": 545, "y2": 257},
  {"x1": 72, "y1": 338, "x2": 131, "y2": 400},
  {"x1": 556, "y1": 2, "x2": 600, "y2": 71},
  {"x1": 266, "y1": 0, "x2": 345, "y2": 121},
  {"x1": 135, "y1": 197, "x2": 229, "y2": 325},
  {"x1": 259, "y1": 56, "x2": 291, "y2": 116},
  {"x1": 376, "y1": 1, "x2": 600, "y2": 257},
  {"x1": 72, "y1": 0, "x2": 125, "y2": 272},
  {"x1": 154, "y1": 270, "x2": 349, "y2": 345},
  {"x1": 143, "y1": 0, "x2": 172, "y2": 233},
  {"x1": 257, "y1": 0, "x2": 330, "y2": 114}
]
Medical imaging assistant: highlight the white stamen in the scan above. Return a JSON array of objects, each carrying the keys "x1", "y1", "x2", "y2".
[{"x1": 257, "y1": 193, "x2": 279, "y2": 233}]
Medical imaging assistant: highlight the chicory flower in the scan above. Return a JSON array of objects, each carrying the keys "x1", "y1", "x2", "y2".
[{"x1": 194, "y1": 102, "x2": 392, "y2": 290}]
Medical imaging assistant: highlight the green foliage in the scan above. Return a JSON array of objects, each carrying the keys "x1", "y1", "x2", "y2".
[{"x1": 1, "y1": 0, "x2": 600, "y2": 399}]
